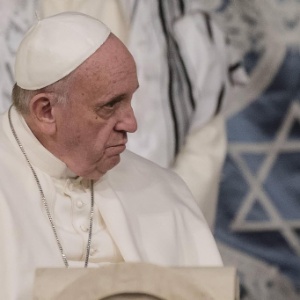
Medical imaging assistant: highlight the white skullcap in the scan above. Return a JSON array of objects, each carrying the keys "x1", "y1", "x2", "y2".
[{"x1": 15, "y1": 12, "x2": 110, "y2": 90}]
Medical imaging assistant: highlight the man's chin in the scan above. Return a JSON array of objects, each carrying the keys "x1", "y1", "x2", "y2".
[
  {"x1": 87, "y1": 156, "x2": 121, "y2": 181},
  {"x1": 105, "y1": 155, "x2": 121, "y2": 171},
  {"x1": 70, "y1": 154, "x2": 122, "y2": 181}
]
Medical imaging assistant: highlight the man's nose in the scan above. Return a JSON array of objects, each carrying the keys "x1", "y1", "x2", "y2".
[{"x1": 115, "y1": 106, "x2": 137, "y2": 133}]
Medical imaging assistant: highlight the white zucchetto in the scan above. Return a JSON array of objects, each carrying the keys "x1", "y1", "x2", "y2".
[{"x1": 15, "y1": 12, "x2": 110, "y2": 90}]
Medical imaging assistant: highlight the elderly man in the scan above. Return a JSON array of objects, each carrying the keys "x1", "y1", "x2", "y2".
[{"x1": 0, "y1": 12, "x2": 222, "y2": 299}]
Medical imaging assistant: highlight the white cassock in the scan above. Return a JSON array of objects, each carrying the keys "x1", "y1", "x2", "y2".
[{"x1": 0, "y1": 107, "x2": 222, "y2": 300}]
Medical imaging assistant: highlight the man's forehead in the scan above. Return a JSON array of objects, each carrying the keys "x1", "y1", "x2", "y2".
[
  {"x1": 75, "y1": 34, "x2": 137, "y2": 79},
  {"x1": 15, "y1": 12, "x2": 111, "y2": 90}
]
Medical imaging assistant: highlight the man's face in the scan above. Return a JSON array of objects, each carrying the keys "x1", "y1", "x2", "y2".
[{"x1": 52, "y1": 35, "x2": 138, "y2": 180}]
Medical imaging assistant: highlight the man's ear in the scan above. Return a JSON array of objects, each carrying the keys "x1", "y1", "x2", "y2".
[{"x1": 28, "y1": 93, "x2": 57, "y2": 135}]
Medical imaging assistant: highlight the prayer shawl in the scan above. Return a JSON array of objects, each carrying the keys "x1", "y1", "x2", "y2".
[{"x1": 124, "y1": 0, "x2": 243, "y2": 167}]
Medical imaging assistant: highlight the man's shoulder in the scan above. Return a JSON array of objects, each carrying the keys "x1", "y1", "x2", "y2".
[
  {"x1": 117, "y1": 150, "x2": 179, "y2": 180},
  {"x1": 107, "y1": 150, "x2": 195, "y2": 201},
  {"x1": 0, "y1": 110, "x2": 18, "y2": 156}
]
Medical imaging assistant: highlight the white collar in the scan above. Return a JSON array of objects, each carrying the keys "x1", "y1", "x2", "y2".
[{"x1": 7, "y1": 106, "x2": 76, "y2": 179}]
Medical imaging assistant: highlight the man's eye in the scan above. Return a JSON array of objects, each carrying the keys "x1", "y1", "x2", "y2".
[{"x1": 105, "y1": 101, "x2": 116, "y2": 108}]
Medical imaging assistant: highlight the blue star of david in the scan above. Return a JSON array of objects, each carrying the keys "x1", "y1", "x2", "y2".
[{"x1": 228, "y1": 100, "x2": 300, "y2": 256}]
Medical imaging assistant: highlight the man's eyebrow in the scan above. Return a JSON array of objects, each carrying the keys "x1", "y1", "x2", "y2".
[
  {"x1": 97, "y1": 94, "x2": 126, "y2": 108},
  {"x1": 109, "y1": 94, "x2": 127, "y2": 103},
  {"x1": 96, "y1": 86, "x2": 139, "y2": 109},
  {"x1": 108, "y1": 86, "x2": 139, "y2": 103}
]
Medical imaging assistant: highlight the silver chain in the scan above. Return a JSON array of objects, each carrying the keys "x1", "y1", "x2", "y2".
[{"x1": 8, "y1": 106, "x2": 94, "y2": 268}]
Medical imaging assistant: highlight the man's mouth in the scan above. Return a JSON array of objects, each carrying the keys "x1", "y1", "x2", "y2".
[{"x1": 105, "y1": 143, "x2": 126, "y2": 155}]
